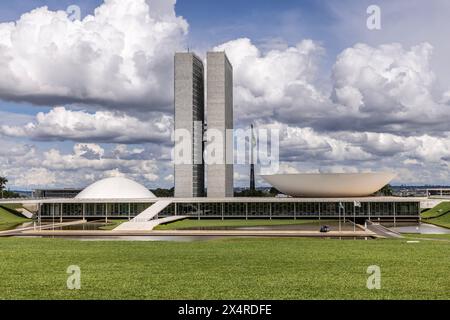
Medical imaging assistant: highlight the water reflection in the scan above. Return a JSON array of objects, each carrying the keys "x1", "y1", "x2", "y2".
[
  {"x1": 390, "y1": 223, "x2": 450, "y2": 234},
  {"x1": 30, "y1": 235, "x2": 373, "y2": 241}
]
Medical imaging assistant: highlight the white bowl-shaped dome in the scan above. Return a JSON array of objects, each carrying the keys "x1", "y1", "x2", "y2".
[
  {"x1": 75, "y1": 177, "x2": 155, "y2": 199},
  {"x1": 260, "y1": 172, "x2": 396, "y2": 197}
]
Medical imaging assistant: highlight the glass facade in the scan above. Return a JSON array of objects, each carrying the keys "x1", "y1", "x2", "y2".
[
  {"x1": 192, "y1": 55, "x2": 205, "y2": 197},
  {"x1": 40, "y1": 203, "x2": 151, "y2": 218},
  {"x1": 39, "y1": 201, "x2": 420, "y2": 219}
]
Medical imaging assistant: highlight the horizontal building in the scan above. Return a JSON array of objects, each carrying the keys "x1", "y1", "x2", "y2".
[
  {"x1": 34, "y1": 196, "x2": 420, "y2": 220},
  {"x1": 1, "y1": 177, "x2": 419, "y2": 222},
  {"x1": 32, "y1": 188, "x2": 82, "y2": 198}
]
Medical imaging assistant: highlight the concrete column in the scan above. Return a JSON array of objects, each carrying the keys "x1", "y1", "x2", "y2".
[
  {"x1": 128, "y1": 203, "x2": 131, "y2": 221},
  {"x1": 269, "y1": 203, "x2": 272, "y2": 220},
  {"x1": 52, "y1": 203, "x2": 55, "y2": 230},
  {"x1": 393, "y1": 202, "x2": 396, "y2": 227},
  {"x1": 38, "y1": 203, "x2": 42, "y2": 231},
  {"x1": 318, "y1": 203, "x2": 321, "y2": 221},
  {"x1": 294, "y1": 202, "x2": 297, "y2": 220},
  {"x1": 245, "y1": 203, "x2": 248, "y2": 220},
  {"x1": 245, "y1": 202, "x2": 248, "y2": 220}
]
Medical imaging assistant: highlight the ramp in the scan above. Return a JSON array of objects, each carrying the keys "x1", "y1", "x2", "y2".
[
  {"x1": 114, "y1": 215, "x2": 187, "y2": 231},
  {"x1": 366, "y1": 221, "x2": 403, "y2": 238},
  {"x1": 113, "y1": 200, "x2": 173, "y2": 231},
  {"x1": 16, "y1": 208, "x2": 34, "y2": 219}
]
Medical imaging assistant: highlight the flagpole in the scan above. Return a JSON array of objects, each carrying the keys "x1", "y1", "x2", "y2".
[
  {"x1": 353, "y1": 201, "x2": 361, "y2": 233},
  {"x1": 339, "y1": 202, "x2": 341, "y2": 234}
]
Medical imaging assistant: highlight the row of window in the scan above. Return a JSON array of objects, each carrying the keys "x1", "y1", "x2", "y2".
[
  {"x1": 40, "y1": 202, "x2": 419, "y2": 217},
  {"x1": 40, "y1": 203, "x2": 151, "y2": 217},
  {"x1": 160, "y1": 202, "x2": 419, "y2": 217}
]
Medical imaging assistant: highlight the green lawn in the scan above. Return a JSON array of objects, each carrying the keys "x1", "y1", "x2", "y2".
[
  {"x1": 421, "y1": 201, "x2": 450, "y2": 218},
  {"x1": 425, "y1": 213, "x2": 450, "y2": 229},
  {"x1": 421, "y1": 202, "x2": 450, "y2": 229},
  {"x1": 155, "y1": 218, "x2": 325, "y2": 230},
  {"x1": 0, "y1": 205, "x2": 29, "y2": 230},
  {"x1": 0, "y1": 237, "x2": 448, "y2": 299},
  {"x1": 403, "y1": 233, "x2": 450, "y2": 240}
]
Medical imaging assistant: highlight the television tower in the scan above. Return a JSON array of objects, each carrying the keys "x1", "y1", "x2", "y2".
[{"x1": 250, "y1": 124, "x2": 256, "y2": 191}]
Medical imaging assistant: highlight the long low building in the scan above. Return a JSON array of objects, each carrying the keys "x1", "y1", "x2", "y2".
[
  {"x1": 33, "y1": 196, "x2": 420, "y2": 220},
  {"x1": 1, "y1": 177, "x2": 421, "y2": 221}
]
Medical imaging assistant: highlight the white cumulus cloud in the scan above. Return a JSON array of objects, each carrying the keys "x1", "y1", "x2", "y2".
[
  {"x1": 329, "y1": 42, "x2": 450, "y2": 134},
  {"x1": 214, "y1": 38, "x2": 328, "y2": 124},
  {"x1": 0, "y1": 0, "x2": 187, "y2": 111},
  {"x1": 0, "y1": 106, "x2": 172, "y2": 144}
]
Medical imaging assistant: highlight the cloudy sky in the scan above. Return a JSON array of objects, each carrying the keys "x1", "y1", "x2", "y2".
[{"x1": 1, "y1": 0, "x2": 450, "y2": 190}]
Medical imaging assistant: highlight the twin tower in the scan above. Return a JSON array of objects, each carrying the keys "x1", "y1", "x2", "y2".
[{"x1": 174, "y1": 52, "x2": 234, "y2": 198}]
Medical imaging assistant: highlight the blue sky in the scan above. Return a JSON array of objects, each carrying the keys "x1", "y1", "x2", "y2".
[{"x1": 1, "y1": 0, "x2": 450, "y2": 190}]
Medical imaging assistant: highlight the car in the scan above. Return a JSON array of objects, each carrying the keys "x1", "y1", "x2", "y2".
[{"x1": 320, "y1": 225, "x2": 331, "y2": 233}]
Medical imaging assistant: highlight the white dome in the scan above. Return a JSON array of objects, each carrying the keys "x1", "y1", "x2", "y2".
[
  {"x1": 75, "y1": 177, "x2": 156, "y2": 199},
  {"x1": 261, "y1": 172, "x2": 396, "y2": 197}
]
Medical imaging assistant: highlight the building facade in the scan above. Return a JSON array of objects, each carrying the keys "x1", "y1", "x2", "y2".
[
  {"x1": 174, "y1": 52, "x2": 205, "y2": 197},
  {"x1": 206, "y1": 52, "x2": 234, "y2": 197},
  {"x1": 38, "y1": 197, "x2": 420, "y2": 221},
  {"x1": 32, "y1": 189, "x2": 82, "y2": 198}
]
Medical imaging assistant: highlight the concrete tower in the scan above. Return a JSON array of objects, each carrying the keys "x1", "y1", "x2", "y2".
[
  {"x1": 206, "y1": 52, "x2": 234, "y2": 197},
  {"x1": 174, "y1": 52, "x2": 205, "y2": 197},
  {"x1": 250, "y1": 124, "x2": 256, "y2": 192}
]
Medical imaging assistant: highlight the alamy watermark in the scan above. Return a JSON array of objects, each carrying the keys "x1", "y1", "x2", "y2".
[
  {"x1": 67, "y1": 5, "x2": 81, "y2": 21},
  {"x1": 66, "y1": 265, "x2": 81, "y2": 290},
  {"x1": 366, "y1": 265, "x2": 381, "y2": 290},
  {"x1": 366, "y1": 4, "x2": 381, "y2": 30},
  {"x1": 172, "y1": 125, "x2": 280, "y2": 174}
]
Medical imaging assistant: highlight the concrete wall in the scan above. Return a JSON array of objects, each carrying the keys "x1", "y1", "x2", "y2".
[
  {"x1": 206, "y1": 52, "x2": 234, "y2": 197},
  {"x1": 174, "y1": 53, "x2": 205, "y2": 197}
]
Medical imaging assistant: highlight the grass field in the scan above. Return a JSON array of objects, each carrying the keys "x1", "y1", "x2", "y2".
[
  {"x1": 0, "y1": 237, "x2": 448, "y2": 300},
  {"x1": 421, "y1": 201, "x2": 450, "y2": 218},
  {"x1": 155, "y1": 218, "x2": 325, "y2": 230},
  {"x1": 425, "y1": 213, "x2": 450, "y2": 229},
  {"x1": 0, "y1": 205, "x2": 29, "y2": 231},
  {"x1": 421, "y1": 202, "x2": 450, "y2": 229},
  {"x1": 403, "y1": 233, "x2": 450, "y2": 240}
]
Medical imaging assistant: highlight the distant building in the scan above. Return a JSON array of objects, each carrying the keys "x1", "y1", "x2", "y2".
[{"x1": 33, "y1": 188, "x2": 82, "y2": 198}]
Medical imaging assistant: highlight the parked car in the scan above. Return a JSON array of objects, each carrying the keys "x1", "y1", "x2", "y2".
[{"x1": 320, "y1": 225, "x2": 331, "y2": 233}]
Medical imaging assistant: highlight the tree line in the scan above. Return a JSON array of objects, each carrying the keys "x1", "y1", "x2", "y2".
[{"x1": 0, "y1": 176, "x2": 20, "y2": 198}]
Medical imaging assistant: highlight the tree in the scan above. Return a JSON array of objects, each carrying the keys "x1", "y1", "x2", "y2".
[
  {"x1": 269, "y1": 187, "x2": 281, "y2": 196},
  {"x1": 0, "y1": 176, "x2": 7, "y2": 191},
  {"x1": 0, "y1": 176, "x2": 8, "y2": 198},
  {"x1": 151, "y1": 187, "x2": 174, "y2": 197},
  {"x1": 234, "y1": 189, "x2": 267, "y2": 197},
  {"x1": 376, "y1": 184, "x2": 393, "y2": 196}
]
